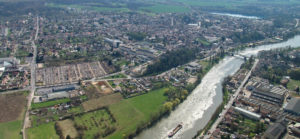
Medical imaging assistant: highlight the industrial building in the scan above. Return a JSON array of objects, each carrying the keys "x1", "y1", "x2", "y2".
[
  {"x1": 233, "y1": 107, "x2": 261, "y2": 120},
  {"x1": 36, "y1": 84, "x2": 76, "y2": 96},
  {"x1": 263, "y1": 120, "x2": 287, "y2": 139},
  {"x1": 247, "y1": 77, "x2": 287, "y2": 105},
  {"x1": 284, "y1": 98, "x2": 300, "y2": 116},
  {"x1": 47, "y1": 91, "x2": 69, "y2": 100}
]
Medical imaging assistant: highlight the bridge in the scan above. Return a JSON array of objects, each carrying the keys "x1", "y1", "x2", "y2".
[{"x1": 229, "y1": 52, "x2": 250, "y2": 60}]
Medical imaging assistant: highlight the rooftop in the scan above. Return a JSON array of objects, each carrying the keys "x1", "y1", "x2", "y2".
[{"x1": 284, "y1": 98, "x2": 300, "y2": 114}]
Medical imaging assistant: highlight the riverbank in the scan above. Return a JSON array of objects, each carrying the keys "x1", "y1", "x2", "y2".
[
  {"x1": 136, "y1": 35, "x2": 300, "y2": 139},
  {"x1": 192, "y1": 58, "x2": 256, "y2": 138}
]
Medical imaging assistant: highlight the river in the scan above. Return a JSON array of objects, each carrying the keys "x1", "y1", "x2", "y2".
[
  {"x1": 136, "y1": 35, "x2": 300, "y2": 139},
  {"x1": 211, "y1": 12, "x2": 260, "y2": 19}
]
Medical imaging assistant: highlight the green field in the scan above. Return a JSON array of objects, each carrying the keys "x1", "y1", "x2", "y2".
[
  {"x1": 141, "y1": 4, "x2": 190, "y2": 13},
  {"x1": 46, "y1": 3, "x2": 130, "y2": 13},
  {"x1": 73, "y1": 109, "x2": 116, "y2": 138},
  {"x1": 0, "y1": 120, "x2": 22, "y2": 139},
  {"x1": 287, "y1": 79, "x2": 300, "y2": 91},
  {"x1": 31, "y1": 98, "x2": 71, "y2": 109},
  {"x1": 27, "y1": 122, "x2": 59, "y2": 139},
  {"x1": 287, "y1": 79, "x2": 300, "y2": 97},
  {"x1": 107, "y1": 87, "x2": 168, "y2": 139}
]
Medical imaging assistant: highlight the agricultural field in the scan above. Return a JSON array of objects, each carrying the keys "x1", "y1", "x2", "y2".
[
  {"x1": 107, "y1": 88, "x2": 168, "y2": 139},
  {"x1": 56, "y1": 119, "x2": 78, "y2": 139},
  {"x1": 140, "y1": 4, "x2": 190, "y2": 13},
  {"x1": 55, "y1": 109, "x2": 116, "y2": 139},
  {"x1": 0, "y1": 91, "x2": 28, "y2": 122},
  {"x1": 41, "y1": 0, "x2": 300, "y2": 16},
  {"x1": 0, "y1": 120, "x2": 23, "y2": 139},
  {"x1": 73, "y1": 109, "x2": 116, "y2": 138},
  {"x1": 82, "y1": 93, "x2": 123, "y2": 112},
  {"x1": 27, "y1": 122, "x2": 59, "y2": 139}
]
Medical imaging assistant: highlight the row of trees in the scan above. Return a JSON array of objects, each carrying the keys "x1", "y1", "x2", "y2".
[{"x1": 231, "y1": 31, "x2": 265, "y2": 43}]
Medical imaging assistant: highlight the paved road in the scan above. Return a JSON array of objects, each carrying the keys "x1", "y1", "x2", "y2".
[
  {"x1": 203, "y1": 59, "x2": 259, "y2": 139},
  {"x1": 22, "y1": 16, "x2": 39, "y2": 139}
]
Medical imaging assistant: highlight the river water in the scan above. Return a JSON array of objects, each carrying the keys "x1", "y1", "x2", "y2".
[
  {"x1": 136, "y1": 35, "x2": 300, "y2": 139},
  {"x1": 211, "y1": 12, "x2": 260, "y2": 19}
]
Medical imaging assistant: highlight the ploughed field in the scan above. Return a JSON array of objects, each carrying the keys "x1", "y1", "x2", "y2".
[{"x1": 0, "y1": 91, "x2": 28, "y2": 139}]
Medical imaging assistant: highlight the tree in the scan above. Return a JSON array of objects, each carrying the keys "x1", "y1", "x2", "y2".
[{"x1": 163, "y1": 102, "x2": 173, "y2": 113}]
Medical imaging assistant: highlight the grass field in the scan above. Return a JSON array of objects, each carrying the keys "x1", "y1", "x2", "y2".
[
  {"x1": 82, "y1": 93, "x2": 123, "y2": 112},
  {"x1": 287, "y1": 79, "x2": 300, "y2": 97},
  {"x1": 0, "y1": 120, "x2": 22, "y2": 139},
  {"x1": 46, "y1": 3, "x2": 130, "y2": 13},
  {"x1": 107, "y1": 87, "x2": 168, "y2": 139},
  {"x1": 31, "y1": 98, "x2": 71, "y2": 109},
  {"x1": 27, "y1": 122, "x2": 59, "y2": 139},
  {"x1": 287, "y1": 79, "x2": 300, "y2": 91},
  {"x1": 141, "y1": 4, "x2": 190, "y2": 13},
  {"x1": 73, "y1": 109, "x2": 116, "y2": 138}
]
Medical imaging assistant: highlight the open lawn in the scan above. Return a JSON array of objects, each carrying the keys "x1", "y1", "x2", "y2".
[
  {"x1": 27, "y1": 122, "x2": 59, "y2": 139},
  {"x1": 31, "y1": 98, "x2": 71, "y2": 109},
  {"x1": 0, "y1": 120, "x2": 22, "y2": 139},
  {"x1": 82, "y1": 93, "x2": 123, "y2": 112},
  {"x1": 106, "y1": 88, "x2": 168, "y2": 139}
]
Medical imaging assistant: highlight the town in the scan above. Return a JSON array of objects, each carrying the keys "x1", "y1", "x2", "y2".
[{"x1": 0, "y1": 0, "x2": 300, "y2": 139}]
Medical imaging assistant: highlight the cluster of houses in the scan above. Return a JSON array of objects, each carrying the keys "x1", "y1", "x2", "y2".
[{"x1": 0, "y1": 58, "x2": 30, "y2": 91}]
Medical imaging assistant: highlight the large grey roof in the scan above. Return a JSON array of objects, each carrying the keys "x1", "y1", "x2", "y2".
[{"x1": 285, "y1": 98, "x2": 300, "y2": 113}]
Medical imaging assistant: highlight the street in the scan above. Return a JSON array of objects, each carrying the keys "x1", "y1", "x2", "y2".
[{"x1": 22, "y1": 16, "x2": 39, "y2": 139}]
